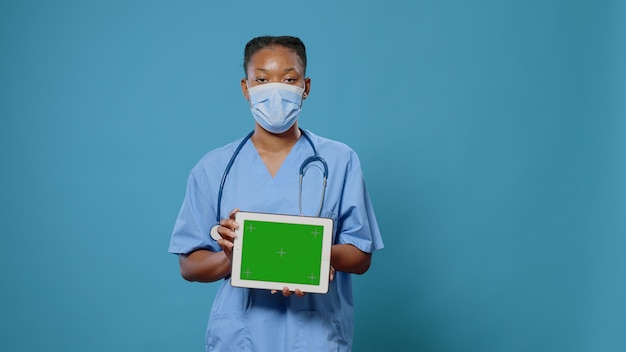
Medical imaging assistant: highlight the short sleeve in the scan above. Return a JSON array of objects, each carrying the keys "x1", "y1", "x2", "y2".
[
  {"x1": 168, "y1": 169, "x2": 221, "y2": 254},
  {"x1": 336, "y1": 151, "x2": 384, "y2": 253}
]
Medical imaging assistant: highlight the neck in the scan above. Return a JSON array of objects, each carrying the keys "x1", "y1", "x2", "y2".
[{"x1": 251, "y1": 123, "x2": 301, "y2": 152}]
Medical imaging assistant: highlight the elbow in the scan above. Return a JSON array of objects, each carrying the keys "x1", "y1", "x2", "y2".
[
  {"x1": 180, "y1": 268, "x2": 197, "y2": 282},
  {"x1": 332, "y1": 245, "x2": 373, "y2": 275},
  {"x1": 178, "y1": 254, "x2": 200, "y2": 282},
  {"x1": 354, "y1": 258, "x2": 371, "y2": 275},
  {"x1": 350, "y1": 252, "x2": 372, "y2": 275},
  {"x1": 178, "y1": 251, "x2": 228, "y2": 283}
]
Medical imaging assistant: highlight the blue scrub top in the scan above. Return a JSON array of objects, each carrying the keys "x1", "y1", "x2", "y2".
[{"x1": 169, "y1": 130, "x2": 384, "y2": 352}]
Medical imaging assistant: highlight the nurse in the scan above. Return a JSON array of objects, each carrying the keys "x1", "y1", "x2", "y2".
[{"x1": 169, "y1": 35, "x2": 384, "y2": 352}]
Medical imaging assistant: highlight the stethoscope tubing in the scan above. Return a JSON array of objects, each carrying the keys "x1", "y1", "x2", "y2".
[{"x1": 216, "y1": 128, "x2": 327, "y2": 223}]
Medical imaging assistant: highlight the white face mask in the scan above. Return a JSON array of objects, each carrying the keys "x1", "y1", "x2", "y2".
[{"x1": 247, "y1": 82, "x2": 305, "y2": 134}]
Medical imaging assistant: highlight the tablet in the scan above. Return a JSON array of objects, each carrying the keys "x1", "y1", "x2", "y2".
[{"x1": 231, "y1": 211, "x2": 334, "y2": 294}]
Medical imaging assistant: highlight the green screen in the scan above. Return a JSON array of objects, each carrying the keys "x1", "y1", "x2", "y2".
[{"x1": 240, "y1": 220, "x2": 324, "y2": 285}]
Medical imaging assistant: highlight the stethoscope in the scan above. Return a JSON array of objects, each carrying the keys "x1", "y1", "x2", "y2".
[{"x1": 210, "y1": 128, "x2": 328, "y2": 241}]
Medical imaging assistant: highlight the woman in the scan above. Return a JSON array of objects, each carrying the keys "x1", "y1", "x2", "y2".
[{"x1": 169, "y1": 35, "x2": 384, "y2": 351}]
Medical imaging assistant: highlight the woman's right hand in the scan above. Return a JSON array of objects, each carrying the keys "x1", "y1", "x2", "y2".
[{"x1": 216, "y1": 208, "x2": 239, "y2": 262}]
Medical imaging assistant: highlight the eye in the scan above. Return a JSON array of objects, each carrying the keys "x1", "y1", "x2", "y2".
[
  {"x1": 284, "y1": 77, "x2": 297, "y2": 84},
  {"x1": 255, "y1": 77, "x2": 269, "y2": 83}
]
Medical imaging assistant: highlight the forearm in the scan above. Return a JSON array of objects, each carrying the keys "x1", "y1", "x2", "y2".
[
  {"x1": 330, "y1": 244, "x2": 372, "y2": 275},
  {"x1": 179, "y1": 249, "x2": 231, "y2": 282}
]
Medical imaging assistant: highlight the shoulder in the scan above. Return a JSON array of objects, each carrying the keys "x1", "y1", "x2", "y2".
[
  {"x1": 303, "y1": 130, "x2": 365, "y2": 177},
  {"x1": 303, "y1": 130, "x2": 358, "y2": 160},
  {"x1": 190, "y1": 134, "x2": 250, "y2": 175}
]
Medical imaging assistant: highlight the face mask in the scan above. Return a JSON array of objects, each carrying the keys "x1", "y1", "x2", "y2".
[{"x1": 247, "y1": 82, "x2": 305, "y2": 134}]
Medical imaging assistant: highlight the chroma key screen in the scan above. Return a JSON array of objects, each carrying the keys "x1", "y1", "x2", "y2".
[{"x1": 239, "y1": 220, "x2": 325, "y2": 285}]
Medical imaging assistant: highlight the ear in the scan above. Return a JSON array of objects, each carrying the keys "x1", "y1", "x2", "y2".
[
  {"x1": 303, "y1": 77, "x2": 311, "y2": 99},
  {"x1": 241, "y1": 78, "x2": 250, "y2": 101}
]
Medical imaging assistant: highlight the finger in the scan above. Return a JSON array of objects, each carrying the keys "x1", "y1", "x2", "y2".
[
  {"x1": 217, "y1": 227, "x2": 235, "y2": 242},
  {"x1": 294, "y1": 289, "x2": 305, "y2": 297},
  {"x1": 271, "y1": 290, "x2": 278, "y2": 295},
  {"x1": 229, "y1": 208, "x2": 240, "y2": 220},
  {"x1": 217, "y1": 220, "x2": 238, "y2": 242},
  {"x1": 219, "y1": 218, "x2": 239, "y2": 232},
  {"x1": 329, "y1": 266, "x2": 335, "y2": 282},
  {"x1": 217, "y1": 238, "x2": 233, "y2": 250},
  {"x1": 282, "y1": 286, "x2": 291, "y2": 297}
]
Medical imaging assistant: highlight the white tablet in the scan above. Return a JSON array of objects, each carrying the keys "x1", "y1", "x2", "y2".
[{"x1": 231, "y1": 211, "x2": 334, "y2": 294}]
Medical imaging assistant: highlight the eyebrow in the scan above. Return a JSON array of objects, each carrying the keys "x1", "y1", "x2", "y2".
[{"x1": 254, "y1": 67, "x2": 298, "y2": 73}]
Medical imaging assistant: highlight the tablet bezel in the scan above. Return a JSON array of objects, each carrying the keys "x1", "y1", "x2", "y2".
[{"x1": 230, "y1": 211, "x2": 333, "y2": 294}]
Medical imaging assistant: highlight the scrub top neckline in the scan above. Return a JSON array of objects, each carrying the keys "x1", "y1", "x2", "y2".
[{"x1": 247, "y1": 134, "x2": 308, "y2": 181}]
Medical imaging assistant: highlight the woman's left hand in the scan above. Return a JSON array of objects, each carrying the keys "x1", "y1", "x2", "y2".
[{"x1": 270, "y1": 265, "x2": 335, "y2": 297}]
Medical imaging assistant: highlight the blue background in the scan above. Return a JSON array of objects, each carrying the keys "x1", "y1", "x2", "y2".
[{"x1": 1, "y1": 1, "x2": 624, "y2": 351}]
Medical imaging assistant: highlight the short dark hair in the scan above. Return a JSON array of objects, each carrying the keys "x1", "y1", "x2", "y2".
[{"x1": 243, "y1": 36, "x2": 307, "y2": 77}]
